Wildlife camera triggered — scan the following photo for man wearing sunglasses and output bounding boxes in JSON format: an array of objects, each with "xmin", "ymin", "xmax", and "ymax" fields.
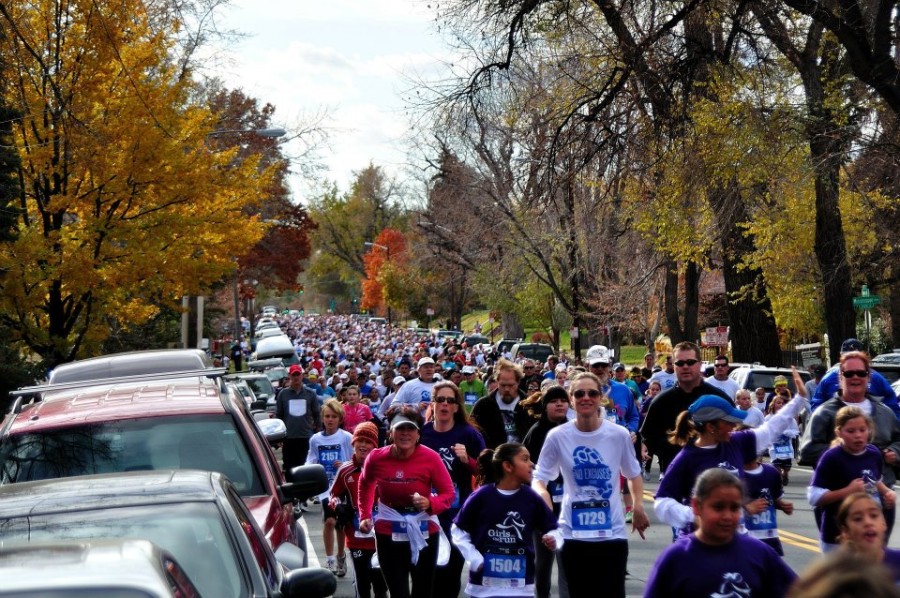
[{"xmin": 639, "ymin": 341, "xmax": 731, "ymax": 474}]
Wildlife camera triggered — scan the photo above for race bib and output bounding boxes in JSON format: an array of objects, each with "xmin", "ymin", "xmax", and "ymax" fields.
[
  {"xmin": 464, "ymin": 392, "xmax": 479, "ymax": 407},
  {"xmin": 391, "ymin": 520, "xmax": 428, "ymax": 542},
  {"xmin": 571, "ymin": 499, "xmax": 612, "ymax": 538},
  {"xmin": 318, "ymin": 445, "xmax": 341, "ymax": 481},
  {"xmin": 483, "ymin": 549, "xmax": 526, "ymax": 589},
  {"xmin": 746, "ymin": 505, "xmax": 778, "ymax": 539},
  {"xmin": 772, "ymin": 438, "xmax": 793, "ymax": 460}
]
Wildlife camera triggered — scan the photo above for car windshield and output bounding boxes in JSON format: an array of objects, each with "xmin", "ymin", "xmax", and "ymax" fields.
[
  {"xmin": 0, "ymin": 415, "xmax": 264, "ymax": 496},
  {"xmin": 746, "ymin": 371, "xmax": 808, "ymax": 393},
  {"xmin": 0, "ymin": 502, "xmax": 244, "ymax": 597}
]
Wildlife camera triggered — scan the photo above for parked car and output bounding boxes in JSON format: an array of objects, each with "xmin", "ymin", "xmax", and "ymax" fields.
[
  {"xmin": 369, "ymin": 317, "xmax": 387, "ymax": 326},
  {"xmin": 0, "ymin": 539, "xmax": 201, "ymax": 597},
  {"xmin": 702, "ymin": 362, "xmax": 755, "ymax": 378},
  {"xmin": 728, "ymin": 365, "xmax": 811, "ymax": 396},
  {"xmin": 872, "ymin": 362, "xmax": 900, "ymax": 385},
  {"xmin": 0, "ymin": 471, "xmax": 335, "ymax": 597},
  {"xmin": 437, "ymin": 329, "xmax": 463, "ymax": 340},
  {"xmin": 228, "ymin": 372, "xmax": 278, "ymax": 410},
  {"xmin": 494, "ymin": 338, "xmax": 521, "ymax": 356},
  {"xmin": 48, "ymin": 348, "xmax": 214, "ymax": 384},
  {"xmin": 872, "ymin": 352, "xmax": 900, "ymax": 364},
  {"xmin": 230, "ymin": 378, "xmax": 259, "ymax": 408},
  {"xmin": 254, "ymin": 335, "xmax": 301, "ymax": 366},
  {"xmin": 462, "ymin": 334, "xmax": 490, "ymax": 347},
  {"xmin": 1, "ymin": 374, "xmax": 325, "ymax": 563},
  {"xmin": 510, "ymin": 342, "xmax": 555, "ymax": 364}
]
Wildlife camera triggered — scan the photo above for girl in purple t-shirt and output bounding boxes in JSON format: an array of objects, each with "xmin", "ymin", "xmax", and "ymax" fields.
[
  {"xmin": 808, "ymin": 406, "xmax": 897, "ymax": 551},
  {"xmin": 645, "ymin": 468, "xmax": 796, "ymax": 598},
  {"xmin": 835, "ymin": 492, "xmax": 900, "ymax": 582},
  {"xmin": 452, "ymin": 443, "xmax": 562, "ymax": 597}
]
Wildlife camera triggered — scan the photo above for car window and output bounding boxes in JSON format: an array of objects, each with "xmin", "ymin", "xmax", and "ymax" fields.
[
  {"xmin": 0, "ymin": 502, "xmax": 244, "ymax": 598},
  {"xmin": 226, "ymin": 485, "xmax": 280, "ymax": 591},
  {"xmin": 0, "ymin": 415, "xmax": 265, "ymax": 495},
  {"xmin": 243, "ymin": 376, "xmax": 276, "ymax": 399}
]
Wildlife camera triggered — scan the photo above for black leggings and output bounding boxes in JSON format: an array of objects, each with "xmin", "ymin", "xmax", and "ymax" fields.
[
  {"xmin": 374, "ymin": 532, "xmax": 438, "ymax": 598},
  {"xmin": 349, "ymin": 548, "xmax": 387, "ymax": 598},
  {"xmin": 561, "ymin": 539, "xmax": 628, "ymax": 598}
]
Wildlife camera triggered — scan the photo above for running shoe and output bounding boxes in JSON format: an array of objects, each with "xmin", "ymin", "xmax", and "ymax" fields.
[
  {"xmin": 642, "ymin": 470, "xmax": 651, "ymax": 482},
  {"xmin": 336, "ymin": 554, "xmax": 347, "ymax": 577},
  {"xmin": 326, "ymin": 557, "xmax": 337, "ymax": 575}
]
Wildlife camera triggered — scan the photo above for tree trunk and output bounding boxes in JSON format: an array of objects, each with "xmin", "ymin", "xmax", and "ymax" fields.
[
  {"xmin": 664, "ymin": 260, "xmax": 701, "ymax": 344},
  {"xmin": 707, "ymin": 183, "xmax": 783, "ymax": 364}
]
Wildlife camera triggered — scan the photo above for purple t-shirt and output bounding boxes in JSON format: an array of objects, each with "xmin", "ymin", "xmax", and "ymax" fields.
[
  {"xmin": 810, "ymin": 444, "xmax": 885, "ymax": 544},
  {"xmin": 644, "ymin": 533, "xmax": 796, "ymax": 598},
  {"xmin": 656, "ymin": 430, "xmax": 758, "ymax": 535},
  {"xmin": 884, "ymin": 548, "xmax": 900, "ymax": 583},
  {"xmin": 454, "ymin": 484, "xmax": 557, "ymax": 593},
  {"xmin": 743, "ymin": 463, "xmax": 785, "ymax": 555},
  {"xmin": 421, "ymin": 422, "xmax": 486, "ymax": 530}
]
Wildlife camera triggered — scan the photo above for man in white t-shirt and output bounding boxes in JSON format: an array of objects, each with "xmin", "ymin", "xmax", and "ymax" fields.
[
  {"xmin": 649, "ymin": 355, "xmax": 676, "ymax": 390},
  {"xmin": 703, "ymin": 354, "xmax": 739, "ymax": 399},
  {"xmin": 390, "ymin": 357, "xmax": 438, "ymax": 414}
]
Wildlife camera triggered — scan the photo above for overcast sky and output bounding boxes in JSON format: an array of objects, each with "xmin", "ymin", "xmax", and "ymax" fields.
[{"xmin": 210, "ymin": 0, "xmax": 451, "ymax": 202}]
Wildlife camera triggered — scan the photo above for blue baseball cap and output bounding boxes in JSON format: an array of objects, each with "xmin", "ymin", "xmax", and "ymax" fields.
[{"xmin": 688, "ymin": 395, "xmax": 747, "ymax": 424}]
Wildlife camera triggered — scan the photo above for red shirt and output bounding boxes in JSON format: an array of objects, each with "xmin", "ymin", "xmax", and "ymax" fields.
[
  {"xmin": 342, "ymin": 403, "xmax": 372, "ymax": 433},
  {"xmin": 330, "ymin": 457, "xmax": 374, "ymax": 550},
  {"xmin": 357, "ymin": 444, "xmax": 455, "ymax": 536}
]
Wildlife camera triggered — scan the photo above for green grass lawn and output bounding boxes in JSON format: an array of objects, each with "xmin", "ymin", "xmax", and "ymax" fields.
[{"xmin": 459, "ymin": 311, "xmax": 650, "ymax": 366}]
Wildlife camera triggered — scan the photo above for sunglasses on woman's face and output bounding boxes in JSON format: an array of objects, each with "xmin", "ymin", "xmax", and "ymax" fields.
[
  {"xmin": 841, "ymin": 369, "xmax": 869, "ymax": 378},
  {"xmin": 433, "ymin": 395, "xmax": 457, "ymax": 404},
  {"xmin": 572, "ymin": 389, "xmax": 602, "ymax": 399}
]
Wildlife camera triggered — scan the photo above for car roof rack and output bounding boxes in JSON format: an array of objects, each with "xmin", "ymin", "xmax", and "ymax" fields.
[{"xmin": 8, "ymin": 368, "xmax": 228, "ymax": 413}]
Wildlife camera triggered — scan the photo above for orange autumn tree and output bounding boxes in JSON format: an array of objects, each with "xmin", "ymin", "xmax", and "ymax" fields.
[{"xmin": 360, "ymin": 229, "xmax": 408, "ymax": 315}]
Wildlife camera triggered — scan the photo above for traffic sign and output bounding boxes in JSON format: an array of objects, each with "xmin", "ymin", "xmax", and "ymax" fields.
[{"xmin": 853, "ymin": 296, "xmax": 881, "ymax": 310}]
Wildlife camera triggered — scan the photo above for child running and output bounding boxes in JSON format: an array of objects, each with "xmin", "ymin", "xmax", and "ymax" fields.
[
  {"xmin": 306, "ymin": 398, "xmax": 354, "ymax": 576},
  {"xmin": 452, "ymin": 442, "xmax": 562, "ymax": 597},
  {"xmin": 765, "ymin": 393, "xmax": 799, "ymax": 485},
  {"xmin": 644, "ymin": 468, "xmax": 796, "ymax": 598},
  {"xmin": 742, "ymin": 454, "xmax": 794, "ymax": 555},
  {"xmin": 835, "ymin": 492, "xmax": 900, "ymax": 582},
  {"xmin": 330, "ymin": 422, "xmax": 388, "ymax": 598},
  {"xmin": 808, "ymin": 406, "xmax": 897, "ymax": 552}
]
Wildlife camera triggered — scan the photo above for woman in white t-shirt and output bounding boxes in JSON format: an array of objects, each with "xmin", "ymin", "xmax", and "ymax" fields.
[{"xmin": 532, "ymin": 372, "xmax": 649, "ymax": 598}]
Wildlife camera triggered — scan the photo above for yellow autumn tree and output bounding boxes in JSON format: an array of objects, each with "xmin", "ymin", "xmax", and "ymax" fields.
[{"xmin": 0, "ymin": 0, "xmax": 276, "ymax": 365}]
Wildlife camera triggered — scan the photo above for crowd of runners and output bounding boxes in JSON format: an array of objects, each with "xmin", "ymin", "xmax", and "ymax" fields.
[{"xmin": 254, "ymin": 314, "xmax": 900, "ymax": 597}]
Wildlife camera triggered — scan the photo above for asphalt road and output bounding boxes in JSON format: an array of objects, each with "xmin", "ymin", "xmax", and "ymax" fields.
[{"xmin": 299, "ymin": 461, "xmax": 900, "ymax": 597}]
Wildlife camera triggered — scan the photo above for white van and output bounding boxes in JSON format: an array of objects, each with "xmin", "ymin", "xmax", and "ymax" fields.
[
  {"xmin": 255, "ymin": 327, "xmax": 284, "ymax": 341},
  {"xmin": 253, "ymin": 335, "xmax": 300, "ymax": 366}
]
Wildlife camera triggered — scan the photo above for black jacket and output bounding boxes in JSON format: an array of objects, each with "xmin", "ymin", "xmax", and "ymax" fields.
[{"xmin": 471, "ymin": 391, "xmax": 532, "ymax": 449}]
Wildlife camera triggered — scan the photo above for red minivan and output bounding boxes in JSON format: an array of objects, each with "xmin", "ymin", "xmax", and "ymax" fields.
[{"xmin": 0, "ymin": 371, "xmax": 325, "ymax": 565}]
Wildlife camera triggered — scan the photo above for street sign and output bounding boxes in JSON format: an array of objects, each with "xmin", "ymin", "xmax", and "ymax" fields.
[
  {"xmin": 704, "ymin": 326, "xmax": 729, "ymax": 347},
  {"xmin": 852, "ymin": 296, "xmax": 881, "ymax": 310}
]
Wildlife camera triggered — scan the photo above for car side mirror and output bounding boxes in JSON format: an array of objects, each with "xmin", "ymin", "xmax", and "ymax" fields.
[
  {"xmin": 281, "ymin": 464, "xmax": 327, "ymax": 504},
  {"xmin": 281, "ymin": 566, "xmax": 336, "ymax": 598}
]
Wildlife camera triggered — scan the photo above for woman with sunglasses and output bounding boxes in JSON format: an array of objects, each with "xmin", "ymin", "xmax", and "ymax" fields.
[
  {"xmin": 799, "ymin": 351, "xmax": 900, "ymax": 539},
  {"xmin": 358, "ymin": 405, "xmax": 456, "ymax": 598},
  {"xmin": 420, "ymin": 381, "xmax": 486, "ymax": 598},
  {"xmin": 532, "ymin": 372, "xmax": 649, "ymax": 598},
  {"xmin": 654, "ymin": 367, "xmax": 809, "ymax": 539}
]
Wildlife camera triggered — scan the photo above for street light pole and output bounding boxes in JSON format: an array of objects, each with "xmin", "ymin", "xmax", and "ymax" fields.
[{"xmin": 364, "ymin": 241, "xmax": 392, "ymax": 325}]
